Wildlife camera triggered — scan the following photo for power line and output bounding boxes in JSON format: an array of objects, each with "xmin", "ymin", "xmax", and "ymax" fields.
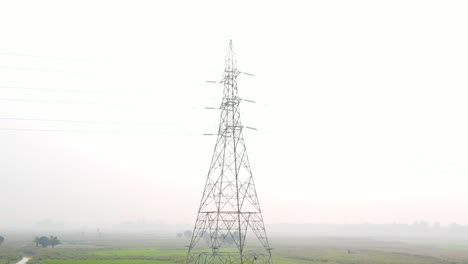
[
  {"xmin": 0, "ymin": 116, "xmax": 222, "ymax": 130},
  {"xmin": 0, "ymin": 127, "xmax": 202, "ymax": 136},
  {"xmin": 0, "ymin": 98, "xmax": 126, "ymax": 106},
  {"xmin": 0, "ymin": 52, "xmax": 94, "ymax": 62},
  {"xmin": 0, "ymin": 117, "xmax": 154, "ymax": 125},
  {"xmin": 0, "ymin": 66, "xmax": 85, "ymax": 74},
  {"xmin": 0, "ymin": 86, "xmax": 129, "ymax": 95},
  {"xmin": 0, "ymin": 97, "xmax": 224, "ymax": 109}
]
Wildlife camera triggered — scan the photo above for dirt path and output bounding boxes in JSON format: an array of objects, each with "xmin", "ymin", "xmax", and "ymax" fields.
[{"xmin": 15, "ymin": 257, "xmax": 30, "ymax": 264}]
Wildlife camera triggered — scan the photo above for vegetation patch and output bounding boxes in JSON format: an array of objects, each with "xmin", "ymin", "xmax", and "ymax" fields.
[
  {"xmin": 40, "ymin": 260, "xmax": 174, "ymax": 264},
  {"xmin": 90, "ymin": 249, "xmax": 187, "ymax": 257},
  {"xmin": 0, "ymin": 248, "xmax": 23, "ymax": 264}
]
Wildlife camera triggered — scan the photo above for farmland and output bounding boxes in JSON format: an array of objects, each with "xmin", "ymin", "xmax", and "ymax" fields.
[
  {"xmin": 2, "ymin": 233, "xmax": 468, "ymax": 264},
  {"xmin": 41, "ymin": 261, "xmax": 173, "ymax": 264}
]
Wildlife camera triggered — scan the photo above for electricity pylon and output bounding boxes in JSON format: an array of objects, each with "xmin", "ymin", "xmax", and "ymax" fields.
[{"xmin": 185, "ymin": 40, "xmax": 273, "ymax": 264}]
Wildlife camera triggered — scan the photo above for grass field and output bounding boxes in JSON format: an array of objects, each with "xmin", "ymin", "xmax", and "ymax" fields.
[
  {"xmin": 41, "ymin": 260, "xmax": 174, "ymax": 264},
  {"xmin": 90, "ymin": 249, "xmax": 186, "ymax": 257},
  {"xmin": 2, "ymin": 234, "xmax": 468, "ymax": 264}
]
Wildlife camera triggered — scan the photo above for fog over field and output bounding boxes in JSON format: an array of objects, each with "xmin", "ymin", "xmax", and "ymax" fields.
[{"xmin": 1, "ymin": 0, "xmax": 468, "ymax": 232}]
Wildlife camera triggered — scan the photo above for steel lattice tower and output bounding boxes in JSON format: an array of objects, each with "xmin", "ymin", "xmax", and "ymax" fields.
[{"xmin": 185, "ymin": 41, "xmax": 273, "ymax": 264}]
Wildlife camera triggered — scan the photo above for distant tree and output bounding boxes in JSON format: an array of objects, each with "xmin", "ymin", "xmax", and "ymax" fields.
[
  {"xmin": 199, "ymin": 231, "xmax": 210, "ymax": 243},
  {"xmin": 0, "ymin": 235, "xmax": 4, "ymax": 246},
  {"xmin": 37, "ymin": 236, "xmax": 50, "ymax": 248},
  {"xmin": 34, "ymin": 236, "xmax": 40, "ymax": 247},
  {"xmin": 184, "ymin": 230, "xmax": 193, "ymax": 238},
  {"xmin": 176, "ymin": 233, "xmax": 183, "ymax": 238},
  {"xmin": 232, "ymin": 231, "xmax": 244, "ymax": 244},
  {"xmin": 49, "ymin": 235, "xmax": 61, "ymax": 248},
  {"xmin": 221, "ymin": 233, "xmax": 234, "ymax": 245}
]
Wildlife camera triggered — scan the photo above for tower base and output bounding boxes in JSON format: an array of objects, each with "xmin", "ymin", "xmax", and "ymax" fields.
[{"xmin": 186, "ymin": 252, "xmax": 272, "ymax": 264}]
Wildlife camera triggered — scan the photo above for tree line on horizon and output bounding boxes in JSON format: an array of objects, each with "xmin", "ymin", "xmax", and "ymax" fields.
[{"xmin": 34, "ymin": 235, "xmax": 61, "ymax": 248}]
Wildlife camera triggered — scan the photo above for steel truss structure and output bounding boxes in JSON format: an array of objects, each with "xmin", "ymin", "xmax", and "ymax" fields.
[{"xmin": 185, "ymin": 41, "xmax": 273, "ymax": 264}]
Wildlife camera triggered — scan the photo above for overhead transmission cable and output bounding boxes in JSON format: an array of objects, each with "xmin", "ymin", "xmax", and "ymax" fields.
[
  {"xmin": 0, "ymin": 66, "xmax": 85, "ymax": 74},
  {"xmin": 0, "ymin": 86, "xmax": 129, "ymax": 95},
  {"xmin": 0, "ymin": 52, "xmax": 94, "ymax": 62},
  {"xmin": 0, "ymin": 127, "xmax": 202, "ymax": 136},
  {"xmin": 0, "ymin": 98, "xmax": 127, "ymax": 106},
  {"xmin": 0, "ymin": 117, "xmax": 155, "ymax": 125}
]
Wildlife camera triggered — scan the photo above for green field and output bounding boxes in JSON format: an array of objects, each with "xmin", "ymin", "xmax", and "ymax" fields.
[
  {"xmin": 90, "ymin": 249, "xmax": 187, "ymax": 257},
  {"xmin": 41, "ymin": 261, "xmax": 174, "ymax": 264},
  {"xmin": 2, "ymin": 234, "xmax": 468, "ymax": 264}
]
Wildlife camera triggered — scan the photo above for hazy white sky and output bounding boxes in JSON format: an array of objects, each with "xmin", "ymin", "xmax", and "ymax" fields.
[{"xmin": 1, "ymin": 0, "xmax": 468, "ymax": 228}]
